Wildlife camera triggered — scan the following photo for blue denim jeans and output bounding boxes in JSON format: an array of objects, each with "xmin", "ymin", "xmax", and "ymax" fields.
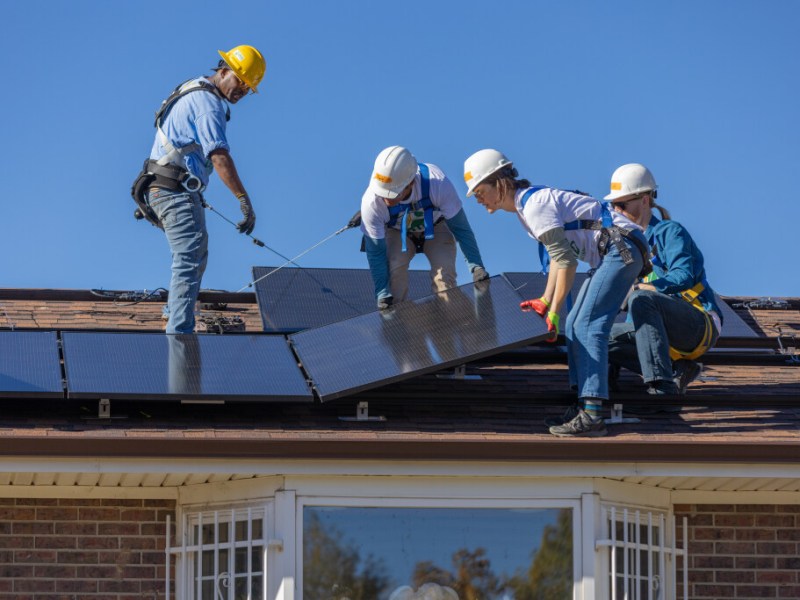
[
  {"xmin": 147, "ymin": 188, "xmax": 208, "ymax": 334},
  {"xmin": 608, "ymin": 290, "xmax": 719, "ymax": 383},
  {"xmin": 565, "ymin": 234, "xmax": 645, "ymax": 400}
]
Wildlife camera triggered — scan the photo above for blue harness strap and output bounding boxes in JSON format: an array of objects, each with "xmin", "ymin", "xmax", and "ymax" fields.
[{"xmin": 386, "ymin": 163, "xmax": 435, "ymax": 252}]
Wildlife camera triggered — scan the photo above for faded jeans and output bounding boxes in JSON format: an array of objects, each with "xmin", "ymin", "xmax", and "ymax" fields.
[
  {"xmin": 565, "ymin": 234, "xmax": 645, "ymax": 401},
  {"xmin": 608, "ymin": 289, "xmax": 719, "ymax": 383},
  {"xmin": 147, "ymin": 188, "xmax": 208, "ymax": 334}
]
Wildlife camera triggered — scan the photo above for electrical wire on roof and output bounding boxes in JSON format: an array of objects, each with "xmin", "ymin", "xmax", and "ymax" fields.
[
  {"xmin": 90, "ymin": 288, "xmax": 168, "ymax": 306},
  {"xmin": 201, "ymin": 199, "xmax": 360, "ymax": 293}
]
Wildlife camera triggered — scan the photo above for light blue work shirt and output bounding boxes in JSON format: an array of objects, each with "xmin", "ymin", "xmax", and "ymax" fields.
[{"xmin": 149, "ymin": 77, "xmax": 230, "ymax": 187}]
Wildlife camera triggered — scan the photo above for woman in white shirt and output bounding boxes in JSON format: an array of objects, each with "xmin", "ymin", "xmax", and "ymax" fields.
[{"xmin": 463, "ymin": 149, "xmax": 650, "ymax": 437}]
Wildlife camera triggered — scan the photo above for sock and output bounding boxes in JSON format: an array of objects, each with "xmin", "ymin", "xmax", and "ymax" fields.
[{"xmin": 583, "ymin": 398, "xmax": 602, "ymax": 419}]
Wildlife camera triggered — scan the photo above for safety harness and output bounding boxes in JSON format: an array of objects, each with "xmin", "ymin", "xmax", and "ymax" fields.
[
  {"xmin": 386, "ymin": 163, "xmax": 437, "ymax": 252},
  {"xmin": 521, "ymin": 187, "xmax": 652, "ymax": 278},
  {"xmin": 644, "ymin": 243, "xmax": 716, "ymax": 361},
  {"xmin": 130, "ymin": 79, "xmax": 230, "ymax": 228}
]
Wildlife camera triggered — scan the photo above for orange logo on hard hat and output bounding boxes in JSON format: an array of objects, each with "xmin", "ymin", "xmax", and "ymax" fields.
[
  {"xmin": 374, "ymin": 173, "xmax": 392, "ymax": 183},
  {"xmin": 611, "ymin": 182, "xmax": 622, "ymax": 190},
  {"xmin": 464, "ymin": 171, "xmax": 473, "ymax": 182}
]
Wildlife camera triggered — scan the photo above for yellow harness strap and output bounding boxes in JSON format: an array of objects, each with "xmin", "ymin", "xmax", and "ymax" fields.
[{"xmin": 668, "ymin": 282, "xmax": 715, "ymax": 361}]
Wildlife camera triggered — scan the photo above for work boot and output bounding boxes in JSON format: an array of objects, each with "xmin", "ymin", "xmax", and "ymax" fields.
[
  {"xmin": 549, "ymin": 409, "xmax": 608, "ymax": 438},
  {"xmin": 646, "ymin": 380, "xmax": 680, "ymax": 395},
  {"xmin": 673, "ymin": 360, "xmax": 702, "ymax": 395},
  {"xmin": 544, "ymin": 404, "xmax": 580, "ymax": 427}
]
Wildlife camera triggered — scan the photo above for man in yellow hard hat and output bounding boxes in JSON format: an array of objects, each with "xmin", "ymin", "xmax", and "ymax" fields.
[{"xmin": 132, "ymin": 45, "xmax": 266, "ymax": 334}]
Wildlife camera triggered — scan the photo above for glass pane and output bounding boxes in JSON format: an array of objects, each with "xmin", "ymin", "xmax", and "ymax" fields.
[
  {"xmin": 303, "ymin": 507, "xmax": 572, "ymax": 600},
  {"xmin": 235, "ymin": 548, "xmax": 249, "ymax": 573}
]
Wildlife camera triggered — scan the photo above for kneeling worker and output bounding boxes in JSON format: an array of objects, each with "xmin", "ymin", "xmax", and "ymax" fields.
[{"xmin": 360, "ymin": 146, "xmax": 488, "ymax": 309}]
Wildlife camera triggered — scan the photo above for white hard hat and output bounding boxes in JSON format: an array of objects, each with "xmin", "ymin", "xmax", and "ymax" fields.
[
  {"xmin": 463, "ymin": 149, "xmax": 513, "ymax": 197},
  {"xmin": 604, "ymin": 163, "xmax": 658, "ymax": 201},
  {"xmin": 368, "ymin": 146, "xmax": 418, "ymax": 199}
]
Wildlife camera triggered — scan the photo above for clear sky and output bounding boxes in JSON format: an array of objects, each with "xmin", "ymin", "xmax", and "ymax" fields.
[{"xmin": 2, "ymin": 0, "xmax": 798, "ymax": 297}]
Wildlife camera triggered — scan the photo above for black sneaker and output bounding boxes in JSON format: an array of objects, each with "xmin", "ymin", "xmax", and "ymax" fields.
[
  {"xmin": 544, "ymin": 404, "xmax": 580, "ymax": 427},
  {"xmin": 673, "ymin": 360, "xmax": 702, "ymax": 395},
  {"xmin": 647, "ymin": 380, "xmax": 680, "ymax": 395},
  {"xmin": 549, "ymin": 409, "xmax": 608, "ymax": 438}
]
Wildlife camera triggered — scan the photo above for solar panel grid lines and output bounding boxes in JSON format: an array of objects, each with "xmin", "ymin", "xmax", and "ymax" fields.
[
  {"xmin": 289, "ymin": 276, "xmax": 551, "ymax": 402},
  {"xmin": 61, "ymin": 332, "xmax": 312, "ymax": 402},
  {"xmin": 252, "ymin": 266, "xmax": 434, "ymax": 333},
  {"xmin": 0, "ymin": 331, "xmax": 64, "ymax": 398}
]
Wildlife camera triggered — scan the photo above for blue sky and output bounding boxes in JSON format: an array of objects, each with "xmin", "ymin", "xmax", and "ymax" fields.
[{"xmin": 2, "ymin": 0, "xmax": 798, "ymax": 297}]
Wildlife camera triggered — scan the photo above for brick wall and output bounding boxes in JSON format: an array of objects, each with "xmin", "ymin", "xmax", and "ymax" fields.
[
  {"xmin": 674, "ymin": 504, "xmax": 800, "ymax": 599},
  {"xmin": 0, "ymin": 497, "xmax": 175, "ymax": 599}
]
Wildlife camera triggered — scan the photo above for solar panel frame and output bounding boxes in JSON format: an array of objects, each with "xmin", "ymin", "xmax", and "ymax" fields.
[
  {"xmin": 0, "ymin": 331, "xmax": 64, "ymax": 398},
  {"xmin": 290, "ymin": 276, "xmax": 551, "ymax": 401},
  {"xmin": 253, "ymin": 266, "xmax": 434, "ymax": 333},
  {"xmin": 62, "ymin": 332, "xmax": 312, "ymax": 402}
]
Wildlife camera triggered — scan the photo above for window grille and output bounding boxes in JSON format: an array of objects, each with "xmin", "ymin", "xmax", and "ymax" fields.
[
  {"xmin": 166, "ymin": 505, "xmax": 269, "ymax": 600},
  {"xmin": 597, "ymin": 506, "xmax": 688, "ymax": 600}
]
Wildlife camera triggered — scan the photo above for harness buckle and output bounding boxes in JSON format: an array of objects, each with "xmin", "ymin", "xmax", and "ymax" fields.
[{"xmin": 182, "ymin": 174, "xmax": 203, "ymax": 193}]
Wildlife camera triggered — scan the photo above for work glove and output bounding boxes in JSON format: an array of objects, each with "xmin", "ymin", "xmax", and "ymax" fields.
[
  {"xmin": 237, "ymin": 195, "xmax": 256, "ymax": 235},
  {"xmin": 348, "ymin": 210, "xmax": 362, "ymax": 229},
  {"xmin": 471, "ymin": 266, "xmax": 489, "ymax": 282},
  {"xmin": 545, "ymin": 310, "xmax": 560, "ymax": 341},
  {"xmin": 520, "ymin": 296, "xmax": 550, "ymax": 317},
  {"xmin": 377, "ymin": 295, "xmax": 394, "ymax": 310}
]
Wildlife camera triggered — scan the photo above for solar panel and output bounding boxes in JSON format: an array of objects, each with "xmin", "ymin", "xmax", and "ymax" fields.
[
  {"xmin": 290, "ymin": 276, "xmax": 551, "ymax": 401},
  {"xmin": 252, "ymin": 266, "xmax": 434, "ymax": 333},
  {"xmin": 502, "ymin": 272, "xmax": 758, "ymax": 337},
  {"xmin": 62, "ymin": 332, "xmax": 312, "ymax": 402},
  {"xmin": 0, "ymin": 331, "xmax": 63, "ymax": 398}
]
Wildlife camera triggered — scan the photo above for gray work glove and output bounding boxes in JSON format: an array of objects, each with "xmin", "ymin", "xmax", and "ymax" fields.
[
  {"xmin": 237, "ymin": 195, "xmax": 256, "ymax": 235},
  {"xmin": 472, "ymin": 266, "xmax": 489, "ymax": 282},
  {"xmin": 377, "ymin": 295, "xmax": 394, "ymax": 310}
]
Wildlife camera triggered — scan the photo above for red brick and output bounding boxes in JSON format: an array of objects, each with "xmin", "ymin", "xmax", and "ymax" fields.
[
  {"xmin": 120, "ymin": 509, "xmax": 156, "ymax": 521},
  {"xmin": 736, "ymin": 504, "xmax": 777, "ymax": 513},
  {"xmin": 779, "ymin": 587, "xmax": 800, "ymax": 597},
  {"xmin": 716, "ymin": 570, "xmax": 755, "ymax": 583},
  {"xmin": 78, "ymin": 507, "xmax": 121, "ymax": 520},
  {"xmin": 777, "ymin": 529, "xmax": 800, "ymax": 541},
  {"xmin": 54, "ymin": 578, "xmax": 99, "ymax": 593},
  {"xmin": 57, "ymin": 498, "xmax": 103, "ymax": 507},
  {"xmin": 0, "ymin": 507, "xmax": 35, "ymax": 520},
  {"xmin": 102, "ymin": 498, "xmax": 143, "ymax": 507},
  {"xmin": 715, "ymin": 541, "xmax": 756, "ymax": 554},
  {"xmin": 16, "ymin": 498, "xmax": 56, "ymax": 506},
  {"xmin": 694, "ymin": 584, "xmax": 735, "ymax": 597},
  {"xmin": 57, "ymin": 550, "xmax": 100, "ymax": 564},
  {"xmin": 757, "ymin": 542, "xmax": 797, "ymax": 554},
  {"xmin": 695, "ymin": 527, "xmax": 735, "ymax": 540},
  {"xmin": 13, "ymin": 549, "xmax": 56, "ymax": 563},
  {"xmin": 11, "ymin": 522, "xmax": 53, "ymax": 536},
  {"xmin": 689, "ymin": 569, "xmax": 714, "ymax": 582},
  {"xmin": 99, "ymin": 522, "xmax": 139, "ymax": 535},
  {"xmin": 757, "ymin": 571, "xmax": 797, "ymax": 584},
  {"xmin": 738, "ymin": 556, "xmax": 776, "ymax": 569},
  {"xmin": 688, "ymin": 514, "xmax": 714, "ymax": 526},
  {"xmin": 777, "ymin": 557, "xmax": 800, "ymax": 569},
  {"xmin": 696, "ymin": 504, "xmax": 736, "ymax": 513},
  {"xmin": 0, "ymin": 565, "xmax": 34, "ymax": 578},
  {"xmin": 694, "ymin": 556, "xmax": 734, "ymax": 569},
  {"xmin": 34, "ymin": 535, "xmax": 76, "ymax": 549},
  {"xmin": 756, "ymin": 514, "xmax": 795, "ymax": 527},
  {"xmin": 34, "ymin": 507, "xmax": 78, "ymax": 521},
  {"xmin": 736, "ymin": 586, "xmax": 779, "ymax": 597},
  {"xmin": 736, "ymin": 527, "xmax": 777, "ymax": 541},
  {"xmin": 0, "ymin": 536, "xmax": 33, "ymax": 549},
  {"xmin": 715, "ymin": 514, "xmax": 754, "ymax": 527},
  {"xmin": 119, "ymin": 536, "xmax": 157, "ymax": 550},
  {"xmin": 33, "ymin": 564, "xmax": 77, "ymax": 578},
  {"xmin": 121, "ymin": 564, "xmax": 156, "ymax": 579},
  {"xmin": 689, "ymin": 541, "xmax": 714, "ymax": 554},
  {"xmin": 99, "ymin": 579, "xmax": 142, "ymax": 593},
  {"xmin": 76, "ymin": 564, "xmax": 122, "ymax": 578},
  {"xmin": 13, "ymin": 579, "xmax": 55, "ymax": 593},
  {"xmin": 140, "ymin": 522, "xmax": 166, "ymax": 535}
]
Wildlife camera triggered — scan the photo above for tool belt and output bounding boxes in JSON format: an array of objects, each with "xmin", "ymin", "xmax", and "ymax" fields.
[
  {"xmin": 585, "ymin": 223, "xmax": 652, "ymax": 278},
  {"xmin": 130, "ymin": 159, "xmax": 203, "ymax": 228}
]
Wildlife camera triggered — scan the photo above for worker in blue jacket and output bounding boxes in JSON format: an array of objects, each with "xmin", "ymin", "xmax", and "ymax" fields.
[{"xmin": 606, "ymin": 164, "xmax": 723, "ymax": 394}]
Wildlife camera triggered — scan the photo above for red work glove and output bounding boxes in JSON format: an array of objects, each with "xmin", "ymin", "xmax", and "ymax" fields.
[{"xmin": 520, "ymin": 296, "xmax": 550, "ymax": 317}]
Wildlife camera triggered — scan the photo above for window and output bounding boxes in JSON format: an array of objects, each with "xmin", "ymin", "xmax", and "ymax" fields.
[
  {"xmin": 301, "ymin": 505, "xmax": 574, "ymax": 600},
  {"xmin": 598, "ymin": 505, "xmax": 687, "ymax": 600},
  {"xmin": 167, "ymin": 504, "xmax": 269, "ymax": 600}
]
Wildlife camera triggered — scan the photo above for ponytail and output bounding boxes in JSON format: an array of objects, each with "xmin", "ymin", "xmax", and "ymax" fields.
[{"xmin": 652, "ymin": 201, "xmax": 671, "ymax": 220}]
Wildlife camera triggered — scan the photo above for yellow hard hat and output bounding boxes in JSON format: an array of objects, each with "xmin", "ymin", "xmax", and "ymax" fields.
[{"xmin": 217, "ymin": 45, "xmax": 266, "ymax": 93}]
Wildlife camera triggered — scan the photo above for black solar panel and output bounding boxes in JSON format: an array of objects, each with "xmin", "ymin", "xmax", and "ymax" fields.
[
  {"xmin": 290, "ymin": 276, "xmax": 551, "ymax": 401},
  {"xmin": 253, "ymin": 267, "xmax": 434, "ymax": 333},
  {"xmin": 502, "ymin": 272, "xmax": 757, "ymax": 337},
  {"xmin": 62, "ymin": 332, "xmax": 311, "ymax": 402},
  {"xmin": 0, "ymin": 331, "xmax": 63, "ymax": 398}
]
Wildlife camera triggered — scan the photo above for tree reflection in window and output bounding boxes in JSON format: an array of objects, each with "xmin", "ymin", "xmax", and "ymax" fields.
[{"xmin": 303, "ymin": 507, "xmax": 572, "ymax": 600}]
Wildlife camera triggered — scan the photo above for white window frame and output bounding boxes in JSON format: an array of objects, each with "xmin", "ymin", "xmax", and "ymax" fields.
[
  {"xmin": 597, "ymin": 504, "xmax": 688, "ymax": 600},
  {"xmin": 295, "ymin": 496, "xmax": 583, "ymax": 600},
  {"xmin": 167, "ymin": 501, "xmax": 275, "ymax": 600}
]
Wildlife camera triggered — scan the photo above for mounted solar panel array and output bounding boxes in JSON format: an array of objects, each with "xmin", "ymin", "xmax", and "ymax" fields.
[
  {"xmin": 289, "ymin": 276, "xmax": 551, "ymax": 401},
  {"xmin": 252, "ymin": 267, "xmax": 435, "ymax": 332},
  {"xmin": 0, "ymin": 331, "xmax": 63, "ymax": 398},
  {"xmin": 61, "ymin": 332, "xmax": 312, "ymax": 402}
]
